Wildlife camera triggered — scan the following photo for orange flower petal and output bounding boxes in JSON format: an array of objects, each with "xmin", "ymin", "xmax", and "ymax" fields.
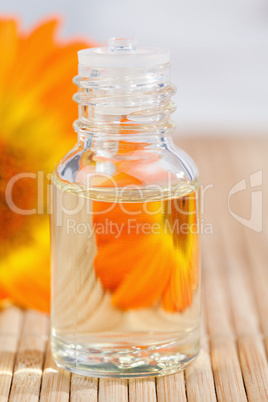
[
  {"xmin": 111, "ymin": 238, "xmax": 172, "ymax": 309},
  {"xmin": 0, "ymin": 18, "xmax": 91, "ymax": 312},
  {"xmin": 0, "ymin": 220, "xmax": 50, "ymax": 313},
  {"xmin": 93, "ymin": 192, "xmax": 199, "ymax": 313}
]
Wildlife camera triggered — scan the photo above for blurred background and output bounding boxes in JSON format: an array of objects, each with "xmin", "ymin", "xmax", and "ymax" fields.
[{"xmin": 2, "ymin": 0, "xmax": 268, "ymax": 136}]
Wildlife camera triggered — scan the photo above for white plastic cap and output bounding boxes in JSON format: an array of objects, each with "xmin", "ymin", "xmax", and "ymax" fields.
[{"xmin": 78, "ymin": 38, "xmax": 170, "ymax": 68}]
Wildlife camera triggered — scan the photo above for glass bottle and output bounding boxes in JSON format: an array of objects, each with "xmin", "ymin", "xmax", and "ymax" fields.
[{"xmin": 50, "ymin": 38, "xmax": 201, "ymax": 378}]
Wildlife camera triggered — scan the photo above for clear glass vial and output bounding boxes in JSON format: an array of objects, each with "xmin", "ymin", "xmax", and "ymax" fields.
[{"xmin": 50, "ymin": 38, "xmax": 201, "ymax": 378}]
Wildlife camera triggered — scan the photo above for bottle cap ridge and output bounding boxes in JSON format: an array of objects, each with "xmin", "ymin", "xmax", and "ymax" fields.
[{"xmin": 78, "ymin": 38, "xmax": 170, "ymax": 68}]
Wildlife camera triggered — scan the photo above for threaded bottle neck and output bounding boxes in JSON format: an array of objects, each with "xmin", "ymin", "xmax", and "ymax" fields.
[{"xmin": 73, "ymin": 63, "xmax": 176, "ymax": 139}]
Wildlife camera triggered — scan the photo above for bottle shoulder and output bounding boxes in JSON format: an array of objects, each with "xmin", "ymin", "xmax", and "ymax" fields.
[
  {"xmin": 158, "ymin": 138, "xmax": 199, "ymax": 182},
  {"xmin": 54, "ymin": 138, "xmax": 199, "ymax": 191}
]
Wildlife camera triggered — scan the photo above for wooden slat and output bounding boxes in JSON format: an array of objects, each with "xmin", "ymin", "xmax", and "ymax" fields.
[
  {"xmin": 238, "ymin": 336, "xmax": 268, "ymax": 401},
  {"xmin": 39, "ymin": 347, "xmax": 70, "ymax": 402},
  {"xmin": 70, "ymin": 374, "xmax": 98, "ymax": 402},
  {"xmin": 185, "ymin": 351, "xmax": 217, "ymax": 402},
  {"xmin": 129, "ymin": 378, "xmax": 157, "ymax": 402},
  {"xmin": 99, "ymin": 379, "xmax": 128, "ymax": 402},
  {"xmin": 9, "ymin": 310, "xmax": 48, "ymax": 402},
  {"xmin": 185, "ymin": 315, "xmax": 217, "ymax": 402},
  {"xmin": 157, "ymin": 372, "xmax": 186, "ymax": 402},
  {"xmin": 0, "ymin": 306, "xmax": 23, "ymax": 402},
  {"xmin": 210, "ymin": 337, "xmax": 247, "ymax": 402}
]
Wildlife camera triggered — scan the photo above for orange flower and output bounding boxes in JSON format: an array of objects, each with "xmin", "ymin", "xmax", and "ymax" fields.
[
  {"xmin": 75, "ymin": 138, "xmax": 199, "ymax": 313},
  {"xmin": 0, "ymin": 17, "xmax": 92, "ymax": 312},
  {"xmin": 92, "ymin": 189, "xmax": 199, "ymax": 312},
  {"xmin": 76, "ymin": 140, "xmax": 199, "ymax": 313}
]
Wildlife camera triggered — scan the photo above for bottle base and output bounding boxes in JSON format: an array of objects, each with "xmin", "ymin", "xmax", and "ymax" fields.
[{"xmin": 51, "ymin": 329, "xmax": 199, "ymax": 378}]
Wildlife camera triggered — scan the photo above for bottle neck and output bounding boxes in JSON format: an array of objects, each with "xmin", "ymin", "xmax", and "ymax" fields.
[{"xmin": 73, "ymin": 64, "xmax": 176, "ymax": 141}]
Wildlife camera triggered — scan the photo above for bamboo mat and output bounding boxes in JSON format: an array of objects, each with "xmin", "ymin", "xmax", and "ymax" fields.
[{"xmin": 1, "ymin": 137, "xmax": 268, "ymax": 401}]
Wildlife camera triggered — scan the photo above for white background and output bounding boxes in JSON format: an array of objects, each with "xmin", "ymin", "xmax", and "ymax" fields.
[{"xmin": 2, "ymin": 0, "xmax": 268, "ymax": 135}]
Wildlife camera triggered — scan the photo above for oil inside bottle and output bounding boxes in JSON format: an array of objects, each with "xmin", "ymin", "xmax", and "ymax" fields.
[{"xmin": 50, "ymin": 175, "xmax": 200, "ymax": 378}]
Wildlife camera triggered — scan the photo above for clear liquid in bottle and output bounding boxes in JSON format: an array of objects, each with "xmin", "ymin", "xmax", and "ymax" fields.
[{"xmin": 51, "ymin": 176, "xmax": 200, "ymax": 377}]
